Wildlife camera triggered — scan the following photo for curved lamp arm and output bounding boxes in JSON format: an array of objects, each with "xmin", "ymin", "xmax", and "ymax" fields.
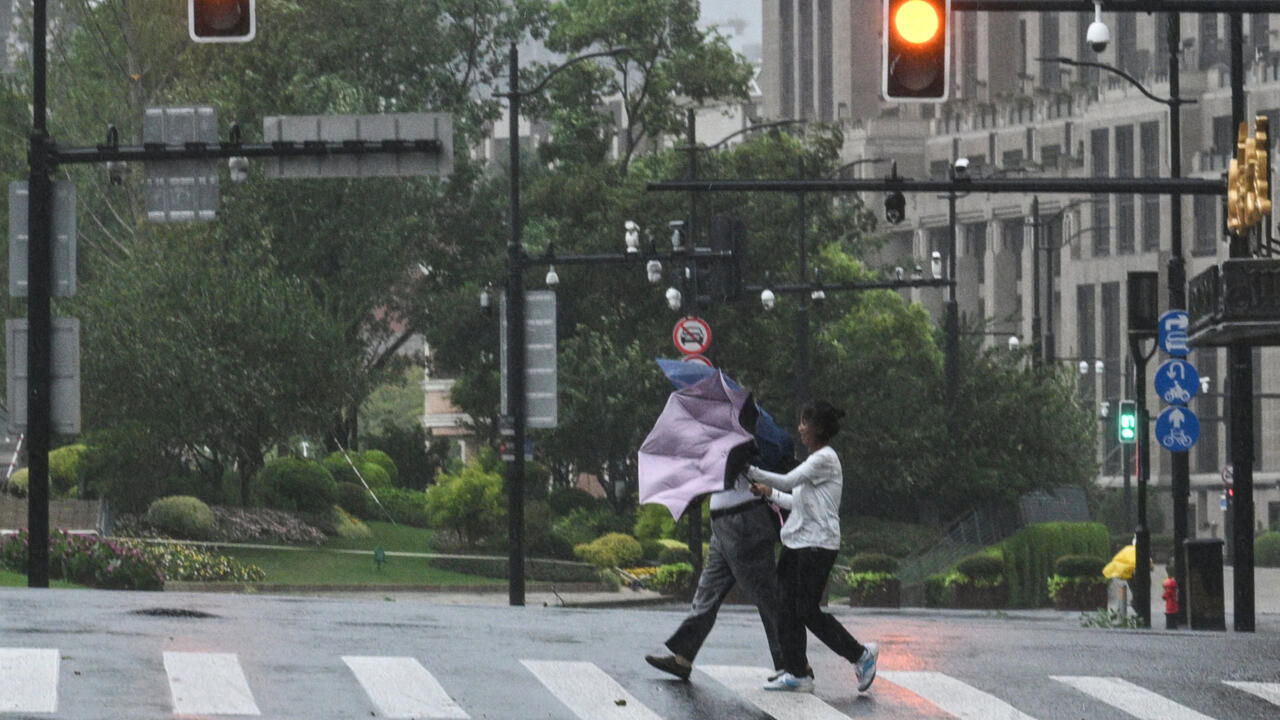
[
  {"xmin": 1036, "ymin": 56, "xmax": 1196, "ymax": 107},
  {"xmin": 703, "ymin": 119, "xmax": 809, "ymax": 151},
  {"xmin": 514, "ymin": 47, "xmax": 635, "ymax": 98}
]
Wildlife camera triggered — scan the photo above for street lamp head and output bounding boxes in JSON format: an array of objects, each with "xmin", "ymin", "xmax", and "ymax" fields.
[
  {"xmin": 624, "ymin": 220, "xmax": 640, "ymax": 253},
  {"xmin": 1078, "ymin": 360, "xmax": 1089, "ymax": 375},
  {"xmin": 1095, "ymin": 360, "xmax": 1105, "ymax": 375},
  {"xmin": 1008, "ymin": 335, "xmax": 1020, "ymax": 352},
  {"xmin": 894, "ymin": 266, "xmax": 905, "ymax": 281},
  {"xmin": 665, "ymin": 286, "xmax": 682, "ymax": 311},
  {"xmin": 646, "ymin": 258, "xmax": 662, "ymax": 284},
  {"xmin": 1100, "ymin": 400, "xmax": 1110, "ymax": 418},
  {"xmin": 912, "ymin": 264, "xmax": 923, "ymax": 280},
  {"xmin": 810, "ymin": 287, "xmax": 826, "ymax": 304},
  {"xmin": 930, "ymin": 250, "xmax": 943, "ymax": 279},
  {"xmin": 544, "ymin": 265, "xmax": 559, "ymax": 287},
  {"xmin": 760, "ymin": 287, "xmax": 777, "ymax": 311},
  {"xmin": 228, "ymin": 155, "xmax": 250, "ymax": 183},
  {"xmin": 952, "ymin": 156, "xmax": 970, "ymax": 179},
  {"xmin": 1200, "ymin": 376, "xmax": 1211, "ymax": 394},
  {"xmin": 479, "ymin": 287, "xmax": 492, "ymax": 311}
]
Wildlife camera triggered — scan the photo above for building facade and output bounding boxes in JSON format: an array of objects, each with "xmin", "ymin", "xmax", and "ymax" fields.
[{"xmin": 763, "ymin": 3, "xmax": 1280, "ymax": 536}]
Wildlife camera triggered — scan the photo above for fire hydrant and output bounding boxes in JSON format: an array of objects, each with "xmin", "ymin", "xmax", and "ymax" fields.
[{"xmin": 1162, "ymin": 576, "xmax": 1180, "ymax": 629}]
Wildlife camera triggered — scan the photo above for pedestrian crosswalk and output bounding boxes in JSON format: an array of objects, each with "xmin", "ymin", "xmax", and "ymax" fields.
[{"xmin": 1, "ymin": 646, "xmax": 1277, "ymax": 719}]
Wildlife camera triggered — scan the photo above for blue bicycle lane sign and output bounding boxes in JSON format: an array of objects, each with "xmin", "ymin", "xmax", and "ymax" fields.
[
  {"xmin": 1158, "ymin": 310, "xmax": 1190, "ymax": 357},
  {"xmin": 1155, "ymin": 406, "xmax": 1200, "ymax": 451},
  {"xmin": 1154, "ymin": 358, "xmax": 1199, "ymax": 405}
]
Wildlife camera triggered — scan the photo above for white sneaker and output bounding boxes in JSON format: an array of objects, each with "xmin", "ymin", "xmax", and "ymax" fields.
[
  {"xmin": 763, "ymin": 671, "xmax": 814, "ymax": 693},
  {"xmin": 855, "ymin": 642, "xmax": 879, "ymax": 692}
]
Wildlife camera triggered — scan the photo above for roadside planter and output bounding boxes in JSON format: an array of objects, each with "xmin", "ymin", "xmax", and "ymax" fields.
[{"xmin": 845, "ymin": 553, "xmax": 901, "ymax": 608}]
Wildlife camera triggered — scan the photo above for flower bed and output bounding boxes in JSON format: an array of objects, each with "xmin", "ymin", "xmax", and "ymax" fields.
[{"xmin": 0, "ymin": 529, "xmax": 163, "ymax": 590}]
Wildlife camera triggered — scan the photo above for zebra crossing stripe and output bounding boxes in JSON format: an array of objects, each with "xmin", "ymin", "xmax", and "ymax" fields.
[
  {"xmin": 0, "ymin": 648, "xmax": 58, "ymax": 713},
  {"xmin": 1052, "ymin": 676, "xmax": 1216, "ymax": 720},
  {"xmin": 880, "ymin": 670, "xmax": 1041, "ymax": 719},
  {"xmin": 522, "ymin": 660, "xmax": 663, "ymax": 720},
  {"xmin": 163, "ymin": 651, "xmax": 260, "ymax": 716},
  {"xmin": 342, "ymin": 656, "xmax": 469, "ymax": 719},
  {"xmin": 1224, "ymin": 681, "xmax": 1280, "ymax": 707},
  {"xmin": 699, "ymin": 665, "xmax": 852, "ymax": 720}
]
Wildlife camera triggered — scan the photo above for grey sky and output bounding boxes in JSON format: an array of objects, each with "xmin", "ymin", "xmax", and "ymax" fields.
[{"xmin": 700, "ymin": 0, "xmax": 762, "ymax": 55}]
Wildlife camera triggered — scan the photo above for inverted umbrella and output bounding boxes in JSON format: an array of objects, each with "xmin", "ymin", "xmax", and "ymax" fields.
[
  {"xmin": 655, "ymin": 359, "xmax": 796, "ymax": 473},
  {"xmin": 638, "ymin": 370, "xmax": 758, "ymax": 520}
]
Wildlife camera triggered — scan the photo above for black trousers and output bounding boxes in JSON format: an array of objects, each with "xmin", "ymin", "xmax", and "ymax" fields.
[
  {"xmin": 665, "ymin": 502, "xmax": 784, "ymax": 670},
  {"xmin": 776, "ymin": 546, "xmax": 866, "ymax": 676}
]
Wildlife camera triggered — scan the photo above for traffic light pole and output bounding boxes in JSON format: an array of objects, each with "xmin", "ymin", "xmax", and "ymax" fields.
[{"xmin": 1128, "ymin": 334, "xmax": 1157, "ymax": 628}]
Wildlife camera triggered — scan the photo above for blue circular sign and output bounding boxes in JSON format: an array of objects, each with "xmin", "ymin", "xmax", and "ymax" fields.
[
  {"xmin": 1155, "ymin": 406, "xmax": 1200, "ymax": 451},
  {"xmin": 1158, "ymin": 310, "xmax": 1190, "ymax": 357},
  {"xmin": 1154, "ymin": 359, "xmax": 1199, "ymax": 405}
]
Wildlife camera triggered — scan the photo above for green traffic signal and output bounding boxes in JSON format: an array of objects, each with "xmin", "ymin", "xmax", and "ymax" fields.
[{"xmin": 1118, "ymin": 399, "xmax": 1137, "ymax": 444}]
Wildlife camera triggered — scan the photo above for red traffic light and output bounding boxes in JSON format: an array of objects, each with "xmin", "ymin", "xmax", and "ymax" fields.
[
  {"xmin": 883, "ymin": 0, "xmax": 950, "ymax": 101},
  {"xmin": 189, "ymin": 0, "xmax": 256, "ymax": 43}
]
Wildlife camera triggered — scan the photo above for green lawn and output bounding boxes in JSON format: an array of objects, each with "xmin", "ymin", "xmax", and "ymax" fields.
[
  {"xmin": 0, "ymin": 567, "xmax": 83, "ymax": 588},
  {"xmin": 322, "ymin": 521, "xmax": 435, "ymax": 552},
  {"xmin": 219, "ymin": 546, "xmax": 504, "ymax": 587}
]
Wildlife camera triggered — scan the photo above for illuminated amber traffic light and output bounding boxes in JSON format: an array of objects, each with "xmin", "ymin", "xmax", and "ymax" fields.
[
  {"xmin": 189, "ymin": 0, "xmax": 256, "ymax": 43},
  {"xmin": 883, "ymin": 0, "xmax": 949, "ymax": 101},
  {"xmin": 1227, "ymin": 115, "xmax": 1272, "ymax": 233}
]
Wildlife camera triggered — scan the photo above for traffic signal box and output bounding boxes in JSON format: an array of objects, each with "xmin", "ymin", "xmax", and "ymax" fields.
[
  {"xmin": 883, "ymin": 0, "xmax": 950, "ymax": 101},
  {"xmin": 1226, "ymin": 115, "xmax": 1271, "ymax": 234},
  {"xmin": 1118, "ymin": 399, "xmax": 1138, "ymax": 444},
  {"xmin": 189, "ymin": 0, "xmax": 256, "ymax": 43}
]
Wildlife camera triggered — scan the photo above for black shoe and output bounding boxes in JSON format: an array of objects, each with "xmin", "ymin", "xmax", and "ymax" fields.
[{"xmin": 645, "ymin": 653, "xmax": 691, "ymax": 681}]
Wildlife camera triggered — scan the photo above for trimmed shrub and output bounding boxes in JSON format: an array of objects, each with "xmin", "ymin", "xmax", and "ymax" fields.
[
  {"xmin": 426, "ymin": 459, "xmax": 504, "ymax": 547},
  {"xmin": 359, "ymin": 450, "xmax": 399, "ymax": 486},
  {"xmin": 547, "ymin": 486, "xmax": 598, "ymax": 515},
  {"xmin": 5, "ymin": 468, "xmax": 27, "ymax": 497},
  {"xmin": 48, "ymin": 444, "xmax": 90, "ymax": 496},
  {"xmin": 650, "ymin": 562, "xmax": 695, "ymax": 596},
  {"xmin": 657, "ymin": 543, "xmax": 693, "ymax": 566},
  {"xmin": 1054, "ymin": 554, "xmax": 1106, "ymax": 578},
  {"xmin": 956, "ymin": 553, "xmax": 1005, "ymax": 580},
  {"xmin": 145, "ymin": 496, "xmax": 216, "ymax": 540},
  {"xmin": 1256, "ymin": 531, "xmax": 1280, "ymax": 567},
  {"xmin": 573, "ymin": 532, "xmax": 644, "ymax": 568},
  {"xmin": 633, "ymin": 503, "xmax": 677, "ymax": 541},
  {"xmin": 368, "ymin": 488, "xmax": 430, "ymax": 527},
  {"xmin": 640, "ymin": 539, "xmax": 664, "ymax": 561},
  {"xmin": 335, "ymin": 482, "xmax": 373, "ymax": 518},
  {"xmin": 257, "ymin": 458, "xmax": 337, "ymax": 514},
  {"xmin": 324, "ymin": 452, "xmax": 392, "ymax": 489},
  {"xmin": 998, "ymin": 522, "xmax": 1110, "ymax": 607},
  {"xmin": 848, "ymin": 552, "xmax": 900, "ymax": 574}
]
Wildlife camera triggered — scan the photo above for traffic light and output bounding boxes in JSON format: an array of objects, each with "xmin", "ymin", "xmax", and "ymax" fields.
[
  {"xmin": 1118, "ymin": 399, "xmax": 1138, "ymax": 444},
  {"xmin": 884, "ymin": 190, "xmax": 906, "ymax": 224},
  {"xmin": 707, "ymin": 214, "xmax": 745, "ymax": 302},
  {"xmin": 883, "ymin": 0, "xmax": 950, "ymax": 101},
  {"xmin": 189, "ymin": 0, "xmax": 256, "ymax": 43}
]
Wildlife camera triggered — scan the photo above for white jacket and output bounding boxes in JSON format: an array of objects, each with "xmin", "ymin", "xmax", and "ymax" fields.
[{"xmin": 746, "ymin": 445, "xmax": 842, "ymax": 551}]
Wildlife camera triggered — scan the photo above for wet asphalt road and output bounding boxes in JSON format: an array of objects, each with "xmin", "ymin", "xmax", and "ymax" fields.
[{"xmin": 1, "ymin": 587, "xmax": 1277, "ymax": 719}]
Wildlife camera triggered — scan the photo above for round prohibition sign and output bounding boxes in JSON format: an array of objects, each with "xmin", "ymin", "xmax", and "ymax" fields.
[{"xmin": 672, "ymin": 316, "xmax": 712, "ymax": 355}]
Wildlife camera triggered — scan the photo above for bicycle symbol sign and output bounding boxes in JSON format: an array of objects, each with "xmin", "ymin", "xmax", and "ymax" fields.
[
  {"xmin": 1155, "ymin": 406, "xmax": 1200, "ymax": 452},
  {"xmin": 1154, "ymin": 359, "xmax": 1199, "ymax": 405}
]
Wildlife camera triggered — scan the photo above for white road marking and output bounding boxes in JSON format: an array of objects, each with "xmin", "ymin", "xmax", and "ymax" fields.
[
  {"xmin": 1052, "ymin": 675, "xmax": 1216, "ymax": 720},
  {"xmin": 342, "ymin": 656, "xmax": 469, "ymax": 719},
  {"xmin": 0, "ymin": 648, "xmax": 58, "ymax": 713},
  {"xmin": 1224, "ymin": 681, "xmax": 1280, "ymax": 706},
  {"xmin": 163, "ymin": 651, "xmax": 260, "ymax": 716},
  {"xmin": 699, "ymin": 665, "xmax": 852, "ymax": 720},
  {"xmin": 881, "ymin": 670, "xmax": 1041, "ymax": 719},
  {"xmin": 522, "ymin": 660, "xmax": 663, "ymax": 720}
]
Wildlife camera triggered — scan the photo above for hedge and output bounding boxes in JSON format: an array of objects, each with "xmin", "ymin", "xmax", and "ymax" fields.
[
  {"xmin": 1257, "ymin": 531, "xmax": 1280, "ymax": 567},
  {"xmin": 999, "ymin": 522, "xmax": 1110, "ymax": 607},
  {"xmin": 257, "ymin": 458, "xmax": 337, "ymax": 514},
  {"xmin": 145, "ymin": 496, "xmax": 216, "ymax": 540},
  {"xmin": 574, "ymin": 533, "xmax": 643, "ymax": 568},
  {"xmin": 847, "ymin": 552, "xmax": 900, "ymax": 574},
  {"xmin": 427, "ymin": 555, "xmax": 602, "ymax": 583}
]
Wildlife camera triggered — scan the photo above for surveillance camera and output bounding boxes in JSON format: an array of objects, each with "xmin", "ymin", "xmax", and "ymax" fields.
[
  {"xmin": 106, "ymin": 160, "xmax": 127, "ymax": 186},
  {"xmin": 1087, "ymin": 21, "xmax": 1110, "ymax": 53},
  {"xmin": 952, "ymin": 157, "xmax": 970, "ymax": 178},
  {"xmin": 228, "ymin": 156, "xmax": 250, "ymax": 183}
]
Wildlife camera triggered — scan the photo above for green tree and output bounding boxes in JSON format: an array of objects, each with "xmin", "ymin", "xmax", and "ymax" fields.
[{"xmin": 426, "ymin": 456, "xmax": 506, "ymax": 549}]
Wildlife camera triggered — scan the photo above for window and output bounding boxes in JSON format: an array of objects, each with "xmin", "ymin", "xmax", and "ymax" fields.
[
  {"xmin": 1041, "ymin": 15, "xmax": 1061, "ymax": 89},
  {"xmin": 1041, "ymin": 144, "xmax": 1061, "ymax": 169},
  {"xmin": 1076, "ymin": 13, "xmax": 1100, "ymax": 84},
  {"xmin": 1092, "ymin": 197, "xmax": 1111, "ymax": 257},
  {"xmin": 1200, "ymin": 13, "xmax": 1222, "ymax": 71},
  {"xmin": 966, "ymin": 224, "xmax": 987, "ymax": 284},
  {"xmin": 1212, "ymin": 115, "xmax": 1234, "ymax": 159},
  {"xmin": 1077, "ymin": 284, "xmax": 1096, "ymax": 404},
  {"xmin": 1140, "ymin": 121, "xmax": 1161, "ymax": 252},
  {"xmin": 1115, "ymin": 126, "xmax": 1135, "ymax": 255},
  {"xmin": 930, "ymin": 160, "xmax": 950, "ymax": 180},
  {"xmin": 1002, "ymin": 219, "xmax": 1023, "ymax": 281},
  {"xmin": 1002, "ymin": 149, "xmax": 1024, "ymax": 169},
  {"xmin": 1193, "ymin": 195, "xmax": 1219, "ymax": 256},
  {"xmin": 1102, "ymin": 282, "xmax": 1122, "ymax": 475},
  {"xmin": 1116, "ymin": 13, "xmax": 1140, "ymax": 76}
]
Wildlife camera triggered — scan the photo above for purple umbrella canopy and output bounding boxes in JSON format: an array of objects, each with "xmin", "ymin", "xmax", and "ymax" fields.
[{"xmin": 638, "ymin": 370, "xmax": 759, "ymax": 520}]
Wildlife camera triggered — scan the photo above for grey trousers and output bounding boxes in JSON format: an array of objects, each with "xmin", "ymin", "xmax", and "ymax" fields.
[{"xmin": 664, "ymin": 502, "xmax": 784, "ymax": 670}]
